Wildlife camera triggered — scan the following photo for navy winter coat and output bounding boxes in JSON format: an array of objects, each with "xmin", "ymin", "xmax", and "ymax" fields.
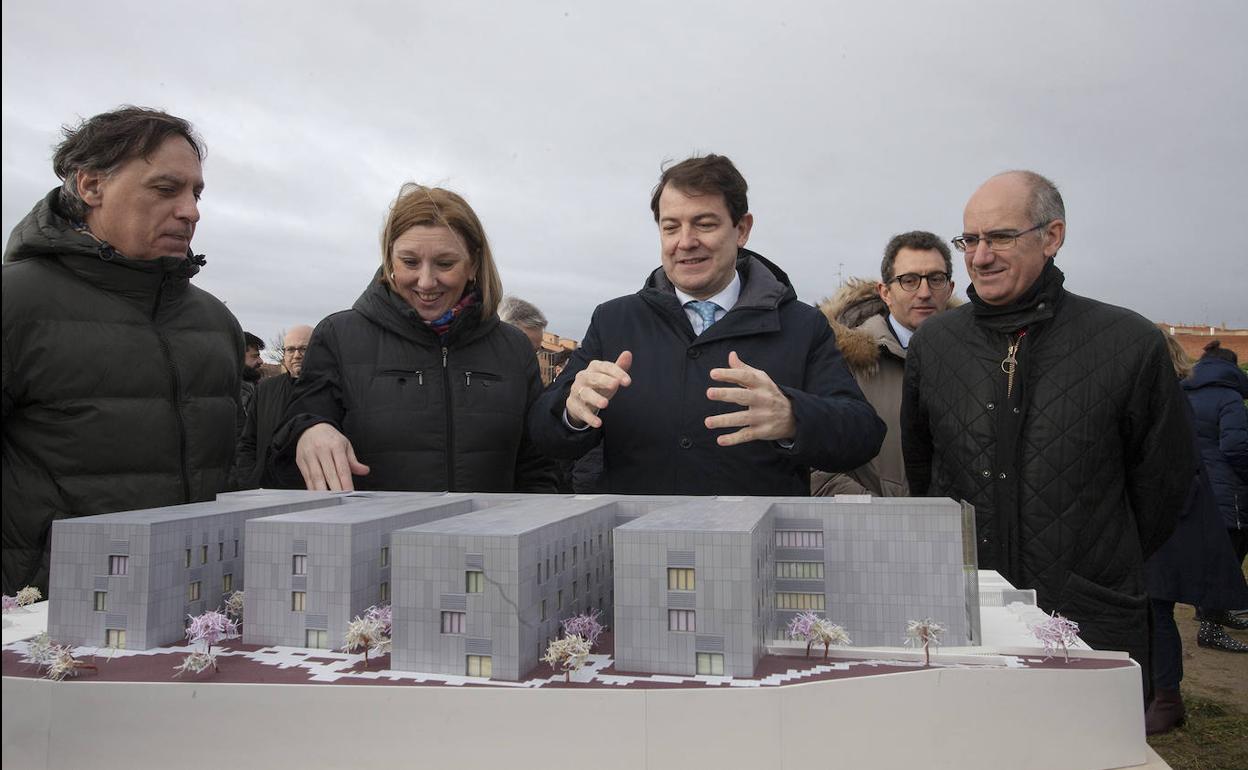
[
  {"xmin": 1183, "ymin": 357, "xmax": 1248, "ymax": 530},
  {"xmin": 529, "ymin": 250, "xmax": 884, "ymax": 496}
]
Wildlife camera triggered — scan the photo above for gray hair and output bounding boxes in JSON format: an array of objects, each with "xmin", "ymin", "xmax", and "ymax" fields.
[
  {"xmin": 1001, "ymin": 170, "xmax": 1065, "ymax": 227},
  {"xmin": 52, "ymin": 106, "xmax": 204, "ymax": 222},
  {"xmin": 498, "ymin": 296, "xmax": 547, "ymax": 330}
]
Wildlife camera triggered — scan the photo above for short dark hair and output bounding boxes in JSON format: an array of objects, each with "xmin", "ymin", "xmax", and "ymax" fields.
[
  {"xmin": 243, "ymin": 332, "xmax": 265, "ymax": 352},
  {"xmin": 1201, "ymin": 339, "xmax": 1238, "ymax": 365},
  {"xmin": 650, "ymin": 154, "xmax": 749, "ymax": 226},
  {"xmin": 52, "ymin": 106, "xmax": 205, "ymax": 222},
  {"xmin": 880, "ymin": 231, "xmax": 953, "ymax": 283}
]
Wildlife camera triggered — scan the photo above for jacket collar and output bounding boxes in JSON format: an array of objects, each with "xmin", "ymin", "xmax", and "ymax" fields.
[
  {"xmin": 639, "ymin": 249, "xmax": 795, "ymax": 341},
  {"xmin": 967, "ymin": 258, "xmax": 1065, "ymax": 333},
  {"xmin": 352, "ymin": 267, "xmax": 497, "ymax": 347}
]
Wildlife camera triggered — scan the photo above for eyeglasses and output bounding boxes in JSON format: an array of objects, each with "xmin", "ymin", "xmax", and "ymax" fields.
[
  {"xmin": 951, "ymin": 222, "xmax": 1048, "ymax": 253},
  {"xmin": 888, "ymin": 272, "xmax": 951, "ymax": 292},
  {"xmin": 284, "ymin": 346, "xmax": 309, "ymax": 356}
]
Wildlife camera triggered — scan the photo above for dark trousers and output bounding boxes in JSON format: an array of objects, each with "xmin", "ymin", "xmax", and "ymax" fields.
[{"xmin": 1149, "ymin": 599, "xmax": 1183, "ymax": 691}]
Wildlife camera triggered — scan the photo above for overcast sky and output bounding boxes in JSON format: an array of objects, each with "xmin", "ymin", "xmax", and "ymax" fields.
[{"xmin": 4, "ymin": 1, "xmax": 1245, "ymax": 351}]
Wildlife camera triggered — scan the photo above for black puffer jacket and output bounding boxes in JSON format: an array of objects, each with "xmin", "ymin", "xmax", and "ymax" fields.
[
  {"xmin": 529, "ymin": 250, "xmax": 884, "ymax": 495},
  {"xmin": 1183, "ymin": 357, "xmax": 1248, "ymax": 530},
  {"xmin": 2, "ymin": 189, "xmax": 243, "ymax": 595},
  {"xmin": 903, "ymin": 262, "xmax": 1193, "ymax": 659},
  {"xmin": 268, "ymin": 275, "xmax": 556, "ymax": 492}
]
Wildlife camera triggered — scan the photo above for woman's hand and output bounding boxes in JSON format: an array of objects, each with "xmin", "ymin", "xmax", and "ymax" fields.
[{"xmin": 295, "ymin": 423, "xmax": 370, "ymax": 491}]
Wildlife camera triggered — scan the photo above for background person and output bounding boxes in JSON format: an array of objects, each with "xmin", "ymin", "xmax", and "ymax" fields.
[
  {"xmin": 270, "ymin": 184, "xmax": 556, "ymax": 493},
  {"xmin": 233, "ymin": 324, "xmax": 312, "ymax": 489},
  {"xmin": 813, "ymin": 230, "xmax": 957, "ymax": 496},
  {"xmin": 2, "ymin": 106, "xmax": 242, "ymax": 595},
  {"xmin": 498, "ymin": 295, "xmax": 548, "ymax": 352}
]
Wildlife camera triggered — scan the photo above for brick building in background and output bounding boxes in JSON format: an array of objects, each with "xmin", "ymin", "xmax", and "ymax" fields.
[
  {"xmin": 1159, "ymin": 323, "xmax": 1248, "ymax": 362},
  {"xmin": 537, "ymin": 331, "xmax": 578, "ymax": 385}
]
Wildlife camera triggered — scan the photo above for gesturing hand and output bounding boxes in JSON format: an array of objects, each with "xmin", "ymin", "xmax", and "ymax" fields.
[
  {"xmin": 295, "ymin": 422, "xmax": 371, "ymax": 491},
  {"xmin": 565, "ymin": 351, "xmax": 633, "ymax": 429},
  {"xmin": 704, "ymin": 350, "xmax": 796, "ymax": 446}
]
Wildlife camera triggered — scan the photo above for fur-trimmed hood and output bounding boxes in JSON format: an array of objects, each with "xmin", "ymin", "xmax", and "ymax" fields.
[{"xmin": 818, "ymin": 277, "xmax": 961, "ymax": 375}]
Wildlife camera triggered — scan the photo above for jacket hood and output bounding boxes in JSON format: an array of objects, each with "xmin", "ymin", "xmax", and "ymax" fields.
[
  {"xmin": 817, "ymin": 277, "xmax": 961, "ymax": 374},
  {"xmin": 352, "ymin": 267, "xmax": 499, "ymax": 347},
  {"xmin": 641, "ymin": 248, "xmax": 796, "ymax": 308},
  {"xmin": 3, "ymin": 188, "xmax": 205, "ymax": 288},
  {"xmin": 1184, "ymin": 356, "xmax": 1248, "ymax": 397}
]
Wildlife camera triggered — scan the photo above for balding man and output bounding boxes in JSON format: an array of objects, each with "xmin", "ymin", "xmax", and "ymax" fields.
[
  {"xmin": 234, "ymin": 325, "xmax": 313, "ymax": 488},
  {"xmin": 902, "ymin": 171, "xmax": 1195, "ymax": 698}
]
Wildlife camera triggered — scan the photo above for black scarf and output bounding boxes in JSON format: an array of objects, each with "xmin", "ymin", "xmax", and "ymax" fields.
[{"xmin": 968, "ymin": 258, "xmax": 1065, "ymax": 333}]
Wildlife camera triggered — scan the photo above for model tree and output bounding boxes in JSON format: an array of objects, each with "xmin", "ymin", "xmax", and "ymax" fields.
[
  {"xmin": 223, "ymin": 590, "xmax": 245, "ymax": 624},
  {"xmin": 174, "ymin": 609, "xmax": 240, "ymax": 677},
  {"xmin": 343, "ymin": 611, "xmax": 391, "ymax": 668},
  {"xmin": 786, "ymin": 610, "xmax": 851, "ymax": 659},
  {"xmin": 1031, "ymin": 612, "xmax": 1081, "ymax": 661},
  {"xmin": 3, "ymin": 586, "xmax": 43, "ymax": 612},
  {"xmin": 25, "ymin": 632, "xmax": 97, "ymax": 680},
  {"xmin": 561, "ymin": 609, "xmax": 605, "ymax": 649},
  {"xmin": 905, "ymin": 618, "xmax": 945, "ymax": 666},
  {"xmin": 542, "ymin": 635, "xmax": 591, "ymax": 682}
]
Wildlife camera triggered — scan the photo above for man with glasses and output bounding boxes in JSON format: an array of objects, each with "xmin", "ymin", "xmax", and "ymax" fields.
[
  {"xmin": 233, "ymin": 325, "xmax": 313, "ymax": 489},
  {"xmin": 812, "ymin": 231, "xmax": 956, "ymax": 497},
  {"xmin": 902, "ymin": 170, "xmax": 1194, "ymax": 700}
]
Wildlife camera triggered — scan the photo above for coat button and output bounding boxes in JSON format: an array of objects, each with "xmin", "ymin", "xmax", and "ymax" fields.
[
  {"xmin": 998, "ymin": 472, "xmax": 1008, "ymax": 480},
  {"xmin": 981, "ymin": 469, "xmax": 991, "ymax": 478},
  {"xmin": 679, "ymin": 437, "xmax": 693, "ymax": 449},
  {"xmin": 986, "ymin": 402, "xmax": 995, "ymax": 410},
  {"xmin": 688, "ymin": 348, "xmax": 700, "ymax": 359},
  {"xmin": 1013, "ymin": 407, "xmax": 1021, "ymax": 414}
]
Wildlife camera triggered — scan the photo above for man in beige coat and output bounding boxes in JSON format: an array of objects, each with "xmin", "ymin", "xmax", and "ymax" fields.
[{"xmin": 813, "ymin": 231, "xmax": 957, "ymax": 496}]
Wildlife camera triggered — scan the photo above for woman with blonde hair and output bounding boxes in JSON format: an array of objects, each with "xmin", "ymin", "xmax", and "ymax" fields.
[{"xmin": 269, "ymin": 184, "xmax": 555, "ymax": 492}]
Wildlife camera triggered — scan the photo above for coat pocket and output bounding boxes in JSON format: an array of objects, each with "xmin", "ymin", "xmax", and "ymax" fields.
[{"xmin": 1058, "ymin": 572, "xmax": 1147, "ymax": 651}]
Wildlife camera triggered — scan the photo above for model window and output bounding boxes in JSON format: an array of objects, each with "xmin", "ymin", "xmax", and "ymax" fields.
[
  {"xmin": 379, "ymin": 581, "xmax": 390, "ymax": 602},
  {"xmin": 572, "ymin": 580, "xmax": 578, "ymax": 599},
  {"xmin": 441, "ymin": 611, "xmax": 466, "ymax": 634},
  {"xmin": 557, "ymin": 590, "xmax": 563, "ymax": 610},
  {"xmin": 218, "ymin": 542, "xmax": 224, "ymax": 561},
  {"xmin": 222, "ymin": 574, "xmax": 233, "ymax": 593},
  {"xmin": 188, "ymin": 581, "xmax": 201, "ymax": 601},
  {"xmin": 466, "ymin": 570, "xmax": 484, "ymax": 593},
  {"xmin": 776, "ymin": 530, "xmax": 823, "ymax": 548},
  {"xmin": 292, "ymin": 591, "xmax": 306, "ymax": 612},
  {"xmin": 306, "ymin": 629, "xmax": 329, "ymax": 649},
  {"xmin": 200, "ymin": 545, "xmax": 208, "ymax": 564},
  {"xmin": 667, "ymin": 568, "xmax": 695, "ymax": 591},
  {"xmin": 537, "ymin": 562, "xmax": 543, "ymax": 585},
  {"xmin": 184, "ymin": 548, "xmax": 192, "ymax": 568},
  {"xmin": 572, "ymin": 545, "xmax": 577, "ymax": 565},
  {"xmin": 105, "ymin": 629, "xmax": 126, "ymax": 649},
  {"xmin": 586, "ymin": 571, "xmax": 592, "ymax": 587},
  {"xmin": 234, "ymin": 539, "xmax": 239, "ymax": 558},
  {"xmin": 541, "ymin": 599, "xmax": 547, "ymax": 621},
  {"xmin": 380, "ymin": 546, "xmax": 389, "ymax": 567},
  {"xmin": 545, "ymin": 558, "xmax": 550, "ymax": 581},
  {"xmin": 669, "ymin": 609, "xmax": 695, "ymax": 632},
  {"xmin": 696, "ymin": 652, "xmax": 724, "ymax": 676},
  {"xmin": 93, "ymin": 591, "xmax": 107, "ymax": 611},
  {"xmin": 292, "ymin": 555, "xmax": 307, "ymax": 575},
  {"xmin": 108, "ymin": 555, "xmax": 128, "ymax": 575},
  {"xmin": 776, "ymin": 561, "xmax": 824, "ymax": 579},
  {"xmin": 776, "ymin": 592, "xmax": 826, "ymax": 611},
  {"xmin": 598, "ymin": 533, "xmax": 603, "ymax": 552},
  {"xmin": 466, "ymin": 655, "xmax": 492, "ymax": 678}
]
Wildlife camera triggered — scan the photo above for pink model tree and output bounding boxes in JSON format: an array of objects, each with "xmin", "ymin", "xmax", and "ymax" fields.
[
  {"xmin": 786, "ymin": 610, "xmax": 851, "ymax": 658},
  {"xmin": 3, "ymin": 586, "xmax": 42, "ymax": 612},
  {"xmin": 561, "ymin": 610, "xmax": 605, "ymax": 649},
  {"xmin": 1032, "ymin": 612, "xmax": 1081, "ymax": 661},
  {"xmin": 365, "ymin": 603, "xmax": 392, "ymax": 638},
  {"xmin": 1, "ymin": 595, "xmax": 17, "ymax": 613},
  {"xmin": 174, "ymin": 609, "xmax": 239, "ymax": 677},
  {"xmin": 905, "ymin": 618, "xmax": 945, "ymax": 666}
]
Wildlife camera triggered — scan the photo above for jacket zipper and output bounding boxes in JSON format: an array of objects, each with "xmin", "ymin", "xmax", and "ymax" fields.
[
  {"xmin": 152, "ymin": 274, "xmax": 192, "ymax": 503},
  {"xmin": 442, "ymin": 346, "xmax": 454, "ymax": 490},
  {"xmin": 1001, "ymin": 329, "xmax": 1027, "ymax": 399}
]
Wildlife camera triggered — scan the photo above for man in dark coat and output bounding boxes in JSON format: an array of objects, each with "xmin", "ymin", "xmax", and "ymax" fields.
[
  {"xmin": 2, "ymin": 107, "xmax": 243, "ymax": 595},
  {"xmin": 529, "ymin": 154, "xmax": 884, "ymax": 495},
  {"xmin": 233, "ymin": 325, "xmax": 312, "ymax": 489},
  {"xmin": 902, "ymin": 170, "xmax": 1195, "ymax": 697}
]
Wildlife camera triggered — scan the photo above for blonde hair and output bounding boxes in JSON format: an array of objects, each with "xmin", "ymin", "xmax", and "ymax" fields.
[
  {"xmin": 1163, "ymin": 334, "xmax": 1193, "ymax": 380},
  {"xmin": 379, "ymin": 184, "xmax": 503, "ymax": 318}
]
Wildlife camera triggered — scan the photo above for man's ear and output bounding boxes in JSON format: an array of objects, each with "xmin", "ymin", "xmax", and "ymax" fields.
[
  {"xmin": 735, "ymin": 212, "xmax": 754, "ymax": 247},
  {"xmin": 1043, "ymin": 219, "xmax": 1066, "ymax": 258},
  {"xmin": 76, "ymin": 169, "xmax": 106, "ymax": 208}
]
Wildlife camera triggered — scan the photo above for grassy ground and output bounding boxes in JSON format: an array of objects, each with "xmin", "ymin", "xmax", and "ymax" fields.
[{"xmin": 1146, "ymin": 603, "xmax": 1248, "ymax": 770}]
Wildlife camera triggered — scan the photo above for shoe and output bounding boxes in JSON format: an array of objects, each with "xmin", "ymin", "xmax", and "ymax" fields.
[
  {"xmin": 1202, "ymin": 609, "xmax": 1248, "ymax": 631},
  {"xmin": 1197, "ymin": 621, "xmax": 1248, "ymax": 653},
  {"xmin": 1145, "ymin": 689, "xmax": 1186, "ymax": 735}
]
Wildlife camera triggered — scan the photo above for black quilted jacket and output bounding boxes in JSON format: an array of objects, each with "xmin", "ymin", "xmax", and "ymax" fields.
[{"xmin": 903, "ymin": 262, "xmax": 1193, "ymax": 657}]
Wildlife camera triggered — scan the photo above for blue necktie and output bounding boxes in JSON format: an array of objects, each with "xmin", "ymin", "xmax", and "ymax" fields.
[{"xmin": 686, "ymin": 300, "xmax": 721, "ymax": 334}]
